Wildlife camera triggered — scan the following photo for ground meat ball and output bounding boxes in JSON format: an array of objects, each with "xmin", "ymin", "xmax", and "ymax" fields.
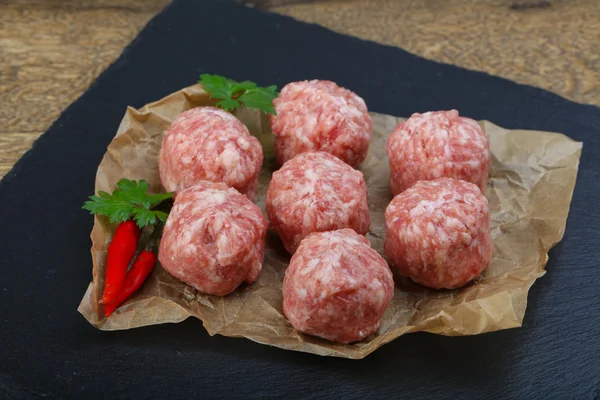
[
  {"xmin": 384, "ymin": 178, "xmax": 493, "ymax": 289},
  {"xmin": 266, "ymin": 151, "xmax": 370, "ymax": 254},
  {"xmin": 160, "ymin": 107, "xmax": 263, "ymax": 201},
  {"xmin": 283, "ymin": 229, "xmax": 394, "ymax": 344},
  {"xmin": 386, "ymin": 110, "xmax": 490, "ymax": 195},
  {"xmin": 271, "ymin": 80, "xmax": 372, "ymax": 167},
  {"xmin": 158, "ymin": 181, "xmax": 267, "ymax": 296}
]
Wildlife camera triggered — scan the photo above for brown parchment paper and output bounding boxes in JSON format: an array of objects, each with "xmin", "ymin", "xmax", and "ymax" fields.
[{"xmin": 78, "ymin": 84, "xmax": 582, "ymax": 359}]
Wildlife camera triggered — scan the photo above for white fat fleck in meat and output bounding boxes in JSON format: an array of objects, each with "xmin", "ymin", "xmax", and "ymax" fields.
[
  {"xmin": 180, "ymin": 229, "xmax": 193, "ymax": 245},
  {"xmin": 236, "ymin": 136, "xmax": 250, "ymax": 150},
  {"xmin": 219, "ymin": 144, "xmax": 241, "ymax": 170}
]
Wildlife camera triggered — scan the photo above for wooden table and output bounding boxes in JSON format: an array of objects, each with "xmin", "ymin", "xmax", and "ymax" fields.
[{"xmin": 1, "ymin": 0, "xmax": 598, "ymax": 177}]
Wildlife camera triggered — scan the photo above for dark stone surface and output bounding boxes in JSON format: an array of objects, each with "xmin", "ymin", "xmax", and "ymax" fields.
[{"xmin": 1, "ymin": 0, "xmax": 598, "ymax": 398}]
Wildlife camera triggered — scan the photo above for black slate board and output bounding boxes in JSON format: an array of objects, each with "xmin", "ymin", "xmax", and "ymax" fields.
[{"xmin": 1, "ymin": 0, "xmax": 599, "ymax": 398}]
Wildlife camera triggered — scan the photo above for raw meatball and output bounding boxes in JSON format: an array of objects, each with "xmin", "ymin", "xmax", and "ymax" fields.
[
  {"xmin": 266, "ymin": 151, "xmax": 370, "ymax": 254},
  {"xmin": 386, "ymin": 110, "xmax": 490, "ymax": 195},
  {"xmin": 160, "ymin": 107, "xmax": 263, "ymax": 201},
  {"xmin": 158, "ymin": 181, "xmax": 267, "ymax": 296},
  {"xmin": 283, "ymin": 229, "xmax": 394, "ymax": 344},
  {"xmin": 271, "ymin": 80, "xmax": 372, "ymax": 167},
  {"xmin": 384, "ymin": 178, "xmax": 493, "ymax": 289}
]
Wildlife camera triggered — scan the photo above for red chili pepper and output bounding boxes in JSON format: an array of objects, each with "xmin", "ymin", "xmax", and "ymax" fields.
[
  {"xmin": 99, "ymin": 220, "xmax": 141, "ymax": 305},
  {"xmin": 104, "ymin": 250, "xmax": 157, "ymax": 317}
]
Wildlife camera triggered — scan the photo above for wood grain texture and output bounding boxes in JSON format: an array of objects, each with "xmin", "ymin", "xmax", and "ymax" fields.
[
  {"xmin": 0, "ymin": 0, "xmax": 170, "ymax": 177},
  {"xmin": 1, "ymin": 0, "xmax": 599, "ymax": 178},
  {"xmin": 273, "ymin": 0, "xmax": 600, "ymax": 104}
]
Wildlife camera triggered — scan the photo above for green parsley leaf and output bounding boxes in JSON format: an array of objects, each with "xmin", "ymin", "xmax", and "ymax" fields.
[
  {"xmin": 231, "ymin": 81, "xmax": 257, "ymax": 92},
  {"xmin": 199, "ymin": 74, "xmax": 234, "ymax": 100},
  {"xmin": 82, "ymin": 179, "xmax": 174, "ymax": 228},
  {"xmin": 152, "ymin": 210, "xmax": 170, "ymax": 222},
  {"xmin": 216, "ymin": 98, "xmax": 241, "ymax": 111},
  {"xmin": 199, "ymin": 74, "xmax": 278, "ymax": 115},
  {"xmin": 238, "ymin": 87, "xmax": 278, "ymax": 115},
  {"xmin": 131, "ymin": 208, "xmax": 158, "ymax": 228}
]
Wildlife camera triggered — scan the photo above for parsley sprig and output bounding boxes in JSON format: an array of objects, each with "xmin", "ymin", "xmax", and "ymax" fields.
[
  {"xmin": 82, "ymin": 179, "xmax": 173, "ymax": 228},
  {"xmin": 199, "ymin": 74, "xmax": 278, "ymax": 115}
]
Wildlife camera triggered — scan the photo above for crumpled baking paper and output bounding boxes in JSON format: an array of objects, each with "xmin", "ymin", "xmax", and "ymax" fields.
[{"xmin": 78, "ymin": 84, "xmax": 582, "ymax": 359}]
